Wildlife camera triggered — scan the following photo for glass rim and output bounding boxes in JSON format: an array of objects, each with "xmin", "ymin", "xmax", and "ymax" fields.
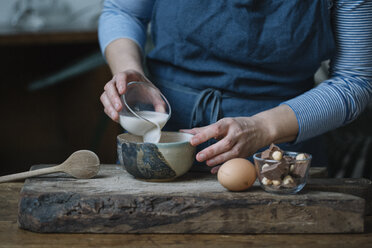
[{"xmin": 121, "ymin": 81, "xmax": 172, "ymax": 124}]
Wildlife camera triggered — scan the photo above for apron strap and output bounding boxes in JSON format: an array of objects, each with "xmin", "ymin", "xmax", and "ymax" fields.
[{"xmin": 190, "ymin": 88, "xmax": 222, "ymax": 128}]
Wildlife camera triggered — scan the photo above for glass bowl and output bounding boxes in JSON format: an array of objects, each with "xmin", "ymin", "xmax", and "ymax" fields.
[
  {"xmin": 119, "ymin": 81, "xmax": 171, "ymax": 142},
  {"xmin": 253, "ymin": 151, "xmax": 312, "ymax": 194}
]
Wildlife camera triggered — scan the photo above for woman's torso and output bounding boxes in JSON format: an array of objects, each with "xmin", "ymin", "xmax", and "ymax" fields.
[
  {"xmin": 146, "ymin": 0, "xmax": 335, "ymax": 167},
  {"xmin": 147, "ymin": 0, "xmax": 335, "ymax": 98}
]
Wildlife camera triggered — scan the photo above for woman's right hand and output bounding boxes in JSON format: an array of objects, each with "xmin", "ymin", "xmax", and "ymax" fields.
[{"xmin": 100, "ymin": 70, "xmax": 151, "ymax": 122}]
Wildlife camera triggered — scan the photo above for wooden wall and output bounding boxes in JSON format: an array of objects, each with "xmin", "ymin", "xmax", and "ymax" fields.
[{"xmin": 0, "ymin": 38, "xmax": 120, "ymax": 176}]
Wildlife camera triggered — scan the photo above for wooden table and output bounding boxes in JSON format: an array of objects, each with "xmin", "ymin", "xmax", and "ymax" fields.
[{"xmin": 1, "ymin": 181, "xmax": 372, "ymax": 247}]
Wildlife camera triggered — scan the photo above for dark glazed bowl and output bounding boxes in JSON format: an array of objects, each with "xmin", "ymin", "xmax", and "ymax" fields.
[{"xmin": 117, "ymin": 132, "xmax": 195, "ymax": 181}]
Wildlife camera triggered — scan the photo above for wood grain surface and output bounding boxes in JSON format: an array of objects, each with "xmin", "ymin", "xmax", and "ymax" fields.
[
  {"xmin": 1, "ymin": 181, "xmax": 372, "ymax": 248},
  {"xmin": 17, "ymin": 165, "xmax": 371, "ymax": 234}
]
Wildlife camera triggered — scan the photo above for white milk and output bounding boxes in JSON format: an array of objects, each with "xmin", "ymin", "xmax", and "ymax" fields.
[
  {"xmin": 119, "ymin": 111, "xmax": 169, "ymax": 143},
  {"xmin": 143, "ymin": 124, "xmax": 161, "ymax": 143}
]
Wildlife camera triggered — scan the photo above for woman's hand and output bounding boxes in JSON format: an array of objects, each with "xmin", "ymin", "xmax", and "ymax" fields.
[
  {"xmin": 181, "ymin": 105, "xmax": 299, "ymax": 173},
  {"xmin": 100, "ymin": 70, "xmax": 152, "ymax": 121},
  {"xmin": 181, "ymin": 117, "xmax": 271, "ymax": 171}
]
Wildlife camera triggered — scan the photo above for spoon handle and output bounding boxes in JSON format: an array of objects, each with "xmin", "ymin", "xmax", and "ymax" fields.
[{"xmin": 0, "ymin": 166, "xmax": 61, "ymax": 183}]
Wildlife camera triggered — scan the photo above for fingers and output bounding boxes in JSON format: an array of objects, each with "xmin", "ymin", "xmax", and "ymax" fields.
[
  {"xmin": 152, "ymin": 96, "xmax": 167, "ymax": 113},
  {"xmin": 154, "ymin": 104, "xmax": 167, "ymax": 113},
  {"xmin": 100, "ymin": 92, "xmax": 119, "ymax": 121},
  {"xmin": 104, "ymin": 79, "xmax": 122, "ymax": 112},
  {"xmin": 210, "ymin": 165, "xmax": 221, "ymax": 174},
  {"xmin": 101, "ymin": 70, "xmax": 150, "ymax": 122},
  {"xmin": 196, "ymin": 137, "xmax": 237, "ymax": 166},
  {"xmin": 114, "ymin": 73, "xmax": 127, "ymax": 95},
  {"xmin": 205, "ymin": 144, "xmax": 242, "ymax": 166},
  {"xmin": 182, "ymin": 121, "xmax": 231, "ymax": 164},
  {"xmin": 112, "ymin": 70, "xmax": 144, "ymax": 96},
  {"xmin": 180, "ymin": 127, "xmax": 203, "ymax": 136},
  {"xmin": 190, "ymin": 121, "xmax": 227, "ymax": 146},
  {"xmin": 101, "ymin": 72, "xmax": 129, "ymax": 122},
  {"xmin": 122, "ymin": 69, "xmax": 149, "ymax": 86},
  {"xmin": 189, "ymin": 118, "xmax": 252, "ymax": 166},
  {"xmin": 146, "ymin": 86, "xmax": 168, "ymax": 113},
  {"xmin": 123, "ymin": 71, "xmax": 167, "ymax": 114}
]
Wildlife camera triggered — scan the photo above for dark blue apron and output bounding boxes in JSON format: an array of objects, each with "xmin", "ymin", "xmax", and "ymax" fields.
[{"xmin": 146, "ymin": 0, "xmax": 335, "ymax": 169}]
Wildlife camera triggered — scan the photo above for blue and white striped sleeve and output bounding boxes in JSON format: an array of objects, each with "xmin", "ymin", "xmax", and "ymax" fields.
[
  {"xmin": 283, "ymin": 0, "xmax": 372, "ymax": 143},
  {"xmin": 98, "ymin": 0, "xmax": 155, "ymax": 56}
]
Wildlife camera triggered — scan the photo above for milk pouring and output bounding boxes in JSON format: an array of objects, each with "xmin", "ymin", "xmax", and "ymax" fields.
[
  {"xmin": 119, "ymin": 81, "xmax": 171, "ymax": 143},
  {"xmin": 119, "ymin": 110, "xmax": 169, "ymax": 143}
]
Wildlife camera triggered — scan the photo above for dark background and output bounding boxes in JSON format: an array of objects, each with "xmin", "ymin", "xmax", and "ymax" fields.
[{"xmin": 0, "ymin": 34, "xmax": 120, "ymax": 176}]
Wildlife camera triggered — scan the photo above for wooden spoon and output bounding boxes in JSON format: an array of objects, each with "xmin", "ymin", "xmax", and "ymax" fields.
[{"xmin": 0, "ymin": 150, "xmax": 100, "ymax": 183}]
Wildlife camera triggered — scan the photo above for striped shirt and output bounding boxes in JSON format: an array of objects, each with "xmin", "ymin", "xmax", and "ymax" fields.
[{"xmin": 98, "ymin": 0, "xmax": 372, "ymax": 143}]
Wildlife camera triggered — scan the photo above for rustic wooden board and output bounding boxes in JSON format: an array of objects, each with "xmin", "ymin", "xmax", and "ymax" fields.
[{"xmin": 18, "ymin": 165, "xmax": 369, "ymax": 234}]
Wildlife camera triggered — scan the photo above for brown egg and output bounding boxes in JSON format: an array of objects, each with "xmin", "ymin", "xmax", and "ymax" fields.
[{"xmin": 217, "ymin": 158, "xmax": 257, "ymax": 191}]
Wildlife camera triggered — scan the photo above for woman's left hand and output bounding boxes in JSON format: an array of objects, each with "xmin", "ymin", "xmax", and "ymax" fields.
[{"xmin": 181, "ymin": 117, "xmax": 272, "ymax": 173}]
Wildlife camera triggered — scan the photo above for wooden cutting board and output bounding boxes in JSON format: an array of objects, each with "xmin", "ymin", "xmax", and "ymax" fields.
[{"xmin": 18, "ymin": 164, "xmax": 371, "ymax": 233}]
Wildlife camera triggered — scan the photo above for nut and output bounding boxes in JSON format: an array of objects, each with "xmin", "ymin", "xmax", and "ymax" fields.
[
  {"xmin": 262, "ymin": 163, "xmax": 270, "ymax": 170},
  {"xmin": 272, "ymin": 151, "xmax": 283, "ymax": 161},
  {"xmin": 283, "ymin": 175, "xmax": 294, "ymax": 185},
  {"xmin": 272, "ymin": 180, "xmax": 281, "ymax": 186},
  {"xmin": 262, "ymin": 177, "xmax": 272, "ymax": 185},
  {"xmin": 296, "ymin": 153, "xmax": 306, "ymax": 160},
  {"xmin": 290, "ymin": 164, "xmax": 295, "ymax": 172}
]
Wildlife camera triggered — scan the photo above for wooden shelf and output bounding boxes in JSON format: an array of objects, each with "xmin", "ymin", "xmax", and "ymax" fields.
[{"xmin": 0, "ymin": 27, "xmax": 98, "ymax": 45}]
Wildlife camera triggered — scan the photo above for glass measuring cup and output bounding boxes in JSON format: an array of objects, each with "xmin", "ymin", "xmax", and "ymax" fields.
[{"xmin": 119, "ymin": 81, "xmax": 171, "ymax": 143}]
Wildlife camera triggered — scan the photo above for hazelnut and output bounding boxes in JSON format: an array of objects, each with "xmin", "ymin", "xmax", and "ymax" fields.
[
  {"xmin": 296, "ymin": 153, "xmax": 306, "ymax": 160},
  {"xmin": 272, "ymin": 180, "xmax": 281, "ymax": 186},
  {"xmin": 283, "ymin": 175, "xmax": 294, "ymax": 185},
  {"xmin": 262, "ymin": 177, "xmax": 272, "ymax": 185},
  {"xmin": 272, "ymin": 151, "xmax": 283, "ymax": 161},
  {"xmin": 262, "ymin": 163, "xmax": 270, "ymax": 170}
]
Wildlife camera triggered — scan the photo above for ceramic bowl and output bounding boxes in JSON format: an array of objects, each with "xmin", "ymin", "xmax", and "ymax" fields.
[{"xmin": 117, "ymin": 132, "xmax": 195, "ymax": 181}]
